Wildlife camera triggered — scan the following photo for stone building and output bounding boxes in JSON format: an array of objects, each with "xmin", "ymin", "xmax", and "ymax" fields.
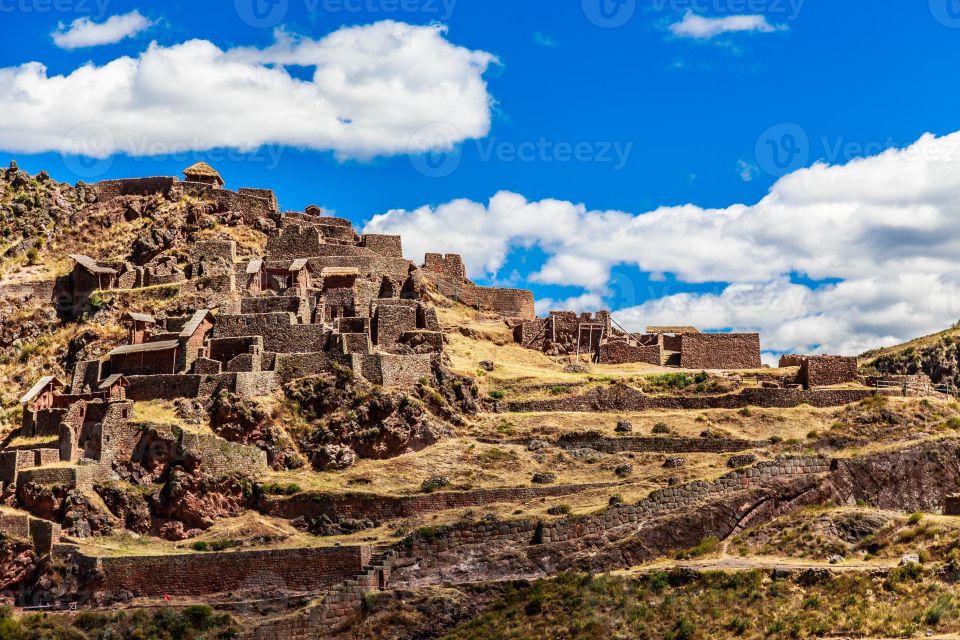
[
  {"xmin": 182, "ymin": 162, "xmax": 224, "ymax": 188},
  {"xmin": 69, "ymin": 255, "xmax": 118, "ymax": 292},
  {"xmin": 516, "ymin": 314, "xmax": 763, "ymax": 370}
]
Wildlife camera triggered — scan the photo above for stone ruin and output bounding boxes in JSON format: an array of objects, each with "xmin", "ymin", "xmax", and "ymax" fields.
[
  {"xmin": 13, "ymin": 163, "xmax": 538, "ymax": 506},
  {"xmin": 779, "ymin": 354, "xmax": 859, "ymax": 389},
  {"xmin": 516, "ymin": 313, "xmax": 764, "ymax": 370}
]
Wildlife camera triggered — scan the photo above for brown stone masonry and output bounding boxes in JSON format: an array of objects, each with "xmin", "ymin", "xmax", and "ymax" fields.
[
  {"xmin": 80, "ymin": 546, "xmax": 370, "ymax": 597},
  {"xmin": 799, "ymin": 355, "xmax": 858, "ymax": 389},
  {"xmin": 259, "ymin": 482, "xmax": 617, "ymax": 521},
  {"xmin": 679, "ymin": 333, "xmax": 762, "ymax": 369}
]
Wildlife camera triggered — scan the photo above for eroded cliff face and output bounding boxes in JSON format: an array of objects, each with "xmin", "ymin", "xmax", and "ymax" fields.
[
  {"xmin": 867, "ymin": 335, "xmax": 960, "ymax": 386},
  {"xmin": 824, "ymin": 439, "xmax": 960, "ymax": 512},
  {"xmin": 388, "ymin": 440, "xmax": 960, "ymax": 590}
]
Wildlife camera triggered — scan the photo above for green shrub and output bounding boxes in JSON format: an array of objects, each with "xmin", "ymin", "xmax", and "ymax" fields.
[
  {"xmin": 421, "ymin": 476, "xmax": 451, "ymax": 493},
  {"xmin": 88, "ymin": 291, "xmax": 106, "ymax": 311},
  {"xmin": 261, "ymin": 482, "xmax": 302, "ymax": 496},
  {"xmin": 675, "ymin": 536, "xmax": 720, "ymax": 560},
  {"xmin": 190, "ymin": 541, "xmax": 209, "ymax": 552},
  {"xmin": 488, "ymin": 389, "xmax": 506, "ymax": 400},
  {"xmin": 652, "ymin": 422, "xmax": 670, "ymax": 434}
]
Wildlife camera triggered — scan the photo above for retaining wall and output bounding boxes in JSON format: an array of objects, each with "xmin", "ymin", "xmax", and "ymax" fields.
[
  {"xmin": 81, "ymin": 546, "xmax": 370, "ymax": 597},
  {"xmin": 260, "ymin": 482, "xmax": 617, "ymax": 521},
  {"xmin": 504, "ymin": 386, "xmax": 884, "ymax": 413},
  {"xmin": 554, "ymin": 433, "xmax": 765, "ymax": 454},
  {"xmin": 401, "ymin": 456, "xmax": 830, "ymax": 555}
]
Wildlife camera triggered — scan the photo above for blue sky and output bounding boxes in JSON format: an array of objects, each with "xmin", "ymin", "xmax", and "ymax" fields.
[{"xmin": 4, "ymin": 0, "xmax": 960, "ymax": 360}]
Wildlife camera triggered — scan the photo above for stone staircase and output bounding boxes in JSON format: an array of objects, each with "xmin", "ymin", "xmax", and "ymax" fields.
[
  {"xmin": 662, "ymin": 351, "xmax": 681, "ymax": 367},
  {"xmin": 245, "ymin": 547, "xmax": 398, "ymax": 639}
]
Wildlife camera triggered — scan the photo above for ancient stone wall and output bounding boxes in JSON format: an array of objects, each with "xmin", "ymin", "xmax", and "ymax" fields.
[
  {"xmin": 71, "ymin": 361, "xmax": 102, "ymax": 393},
  {"xmin": 95, "ymin": 177, "xmax": 177, "ymax": 200},
  {"xmin": 400, "ymin": 456, "xmax": 829, "ymax": 556},
  {"xmin": 0, "ymin": 451, "xmax": 35, "ymax": 485},
  {"xmin": 505, "ymin": 385, "xmax": 883, "ymax": 413},
  {"xmin": 679, "ymin": 333, "xmax": 762, "ymax": 370},
  {"xmin": 778, "ymin": 354, "xmax": 805, "ymax": 368},
  {"xmin": 260, "ymin": 483, "xmax": 616, "ymax": 521},
  {"xmin": 180, "ymin": 432, "xmax": 268, "ymax": 478},
  {"xmin": 553, "ymin": 434, "xmax": 764, "ymax": 454},
  {"xmin": 0, "ymin": 280, "xmax": 54, "ymax": 304},
  {"xmin": 83, "ymin": 546, "xmax": 370, "ymax": 597},
  {"xmin": 373, "ymin": 303, "xmax": 418, "ymax": 349},
  {"xmin": 0, "ymin": 513, "xmax": 60, "ymax": 554},
  {"xmin": 799, "ymin": 356, "xmax": 858, "ymax": 389},
  {"xmin": 237, "ymin": 188, "xmax": 278, "ymax": 213},
  {"xmin": 266, "ymin": 225, "xmax": 324, "ymax": 257},
  {"xmin": 215, "ymin": 313, "xmax": 330, "ymax": 353},
  {"xmin": 208, "ymin": 336, "xmax": 263, "ymax": 365},
  {"xmin": 423, "ymin": 253, "xmax": 466, "ymax": 281},
  {"xmin": 360, "ymin": 235, "xmax": 402, "ymax": 258},
  {"xmin": 175, "ymin": 183, "xmax": 275, "ymax": 223},
  {"xmin": 124, "ymin": 374, "xmax": 238, "ymax": 401},
  {"xmin": 234, "ymin": 372, "xmax": 278, "ymax": 398},
  {"xmin": 240, "ymin": 295, "xmax": 310, "ymax": 320},
  {"xmin": 16, "ymin": 466, "xmax": 91, "ymax": 492},
  {"xmin": 353, "ymin": 353, "xmax": 432, "ymax": 388},
  {"xmin": 427, "ymin": 271, "xmax": 535, "ymax": 321},
  {"xmin": 110, "ymin": 347, "xmax": 180, "ymax": 377},
  {"xmin": 598, "ymin": 340, "xmax": 661, "ymax": 365},
  {"xmin": 274, "ymin": 352, "xmax": 329, "ymax": 383}
]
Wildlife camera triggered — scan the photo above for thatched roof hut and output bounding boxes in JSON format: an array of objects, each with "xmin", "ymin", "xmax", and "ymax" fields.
[{"xmin": 182, "ymin": 162, "xmax": 224, "ymax": 187}]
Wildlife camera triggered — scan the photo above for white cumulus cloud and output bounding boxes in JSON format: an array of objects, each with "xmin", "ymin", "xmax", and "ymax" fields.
[
  {"xmin": 52, "ymin": 10, "xmax": 154, "ymax": 49},
  {"xmin": 364, "ymin": 130, "xmax": 960, "ymax": 357},
  {"xmin": 670, "ymin": 11, "xmax": 784, "ymax": 40},
  {"xmin": 3, "ymin": 21, "xmax": 495, "ymax": 160}
]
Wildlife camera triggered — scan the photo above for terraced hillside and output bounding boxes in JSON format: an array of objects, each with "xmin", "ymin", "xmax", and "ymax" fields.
[{"xmin": 1, "ymin": 164, "xmax": 960, "ymax": 639}]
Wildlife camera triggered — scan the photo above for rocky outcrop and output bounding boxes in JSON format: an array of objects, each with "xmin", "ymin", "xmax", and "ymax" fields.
[
  {"xmin": 866, "ymin": 334, "xmax": 960, "ymax": 387},
  {"xmin": 824, "ymin": 439, "xmax": 960, "ymax": 512},
  {"xmin": 16, "ymin": 483, "xmax": 116, "ymax": 538},
  {"xmin": 285, "ymin": 367, "xmax": 451, "ymax": 470},
  {"xmin": 95, "ymin": 483, "xmax": 152, "ymax": 534},
  {"xmin": 0, "ymin": 532, "xmax": 39, "ymax": 598},
  {"xmin": 148, "ymin": 470, "xmax": 253, "ymax": 540},
  {"xmin": 210, "ymin": 392, "xmax": 303, "ymax": 470}
]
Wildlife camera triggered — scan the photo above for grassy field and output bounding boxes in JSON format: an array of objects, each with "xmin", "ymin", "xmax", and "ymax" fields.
[{"xmin": 441, "ymin": 569, "xmax": 960, "ymax": 639}]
